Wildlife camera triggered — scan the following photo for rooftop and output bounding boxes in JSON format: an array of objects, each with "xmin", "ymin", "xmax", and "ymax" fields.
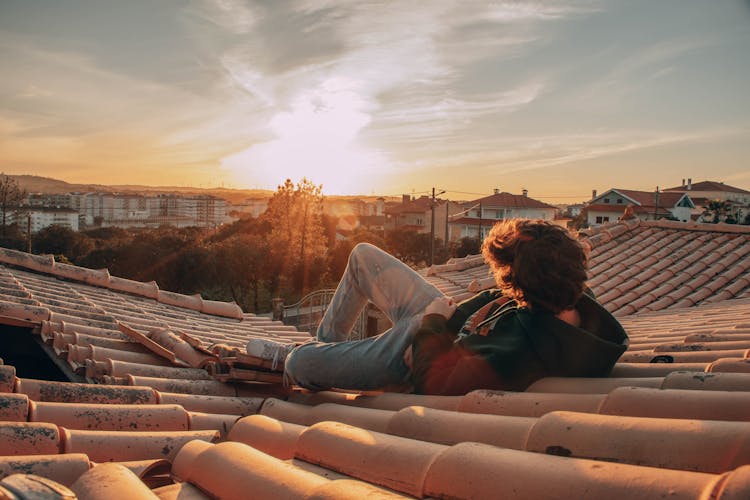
[
  {"xmin": 470, "ymin": 191, "xmax": 557, "ymax": 210},
  {"xmin": 664, "ymin": 180, "xmax": 750, "ymax": 195},
  {"xmin": 2, "ymin": 219, "xmax": 750, "ymax": 498},
  {"xmin": 592, "ymin": 188, "xmax": 688, "ymax": 209}
]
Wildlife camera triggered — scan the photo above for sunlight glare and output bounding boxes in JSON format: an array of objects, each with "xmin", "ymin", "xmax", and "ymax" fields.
[{"xmin": 223, "ymin": 78, "xmax": 386, "ymax": 194}]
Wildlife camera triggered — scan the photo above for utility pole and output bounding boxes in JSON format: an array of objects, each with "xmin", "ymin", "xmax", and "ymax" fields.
[
  {"xmin": 429, "ymin": 187, "xmax": 445, "ymax": 266},
  {"xmin": 654, "ymin": 186, "xmax": 660, "ymax": 221},
  {"xmin": 478, "ymin": 202, "xmax": 483, "ymax": 240},
  {"xmin": 444, "ymin": 201, "xmax": 450, "ymax": 250},
  {"xmin": 26, "ymin": 213, "xmax": 31, "ymax": 253}
]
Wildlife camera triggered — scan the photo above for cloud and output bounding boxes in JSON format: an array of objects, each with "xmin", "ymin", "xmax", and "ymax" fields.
[
  {"xmin": 484, "ymin": 1, "xmax": 601, "ymax": 22},
  {"xmin": 410, "ymin": 127, "xmax": 748, "ymax": 176},
  {"xmin": 368, "ymin": 80, "xmax": 545, "ymax": 147},
  {"xmin": 15, "ymin": 84, "xmax": 53, "ymax": 99},
  {"xmin": 187, "ymin": 0, "xmax": 259, "ymax": 34}
]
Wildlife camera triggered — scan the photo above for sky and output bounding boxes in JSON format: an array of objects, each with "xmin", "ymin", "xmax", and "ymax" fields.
[{"xmin": 0, "ymin": 1, "xmax": 749, "ymax": 202}]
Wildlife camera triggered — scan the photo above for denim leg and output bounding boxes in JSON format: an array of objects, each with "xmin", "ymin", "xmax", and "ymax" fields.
[
  {"xmin": 286, "ymin": 243, "xmax": 446, "ymax": 391},
  {"xmin": 317, "ymin": 243, "xmax": 444, "ymax": 342},
  {"xmin": 285, "ymin": 313, "xmax": 424, "ymax": 391}
]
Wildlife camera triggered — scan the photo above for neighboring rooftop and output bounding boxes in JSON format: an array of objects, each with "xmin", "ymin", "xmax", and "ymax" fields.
[
  {"xmin": 665, "ymin": 180, "xmax": 750, "ymax": 195},
  {"xmin": 469, "ymin": 191, "xmax": 557, "ymax": 210},
  {"xmin": 425, "ymin": 219, "xmax": 750, "ymax": 316},
  {"xmin": 1, "ymin": 220, "xmax": 750, "ymax": 498}
]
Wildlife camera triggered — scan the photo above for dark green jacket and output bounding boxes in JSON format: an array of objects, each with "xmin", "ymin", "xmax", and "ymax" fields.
[{"xmin": 410, "ymin": 289, "xmax": 629, "ymax": 395}]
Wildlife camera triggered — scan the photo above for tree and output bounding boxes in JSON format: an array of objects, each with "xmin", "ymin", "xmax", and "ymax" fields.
[
  {"xmin": 0, "ymin": 223, "xmax": 26, "ymax": 250},
  {"xmin": 451, "ymin": 236, "xmax": 481, "ymax": 258},
  {"xmin": 32, "ymin": 225, "xmax": 93, "ymax": 260},
  {"xmin": 703, "ymin": 199, "xmax": 732, "ymax": 223},
  {"xmin": 569, "ymin": 207, "xmax": 589, "ymax": 230},
  {"xmin": 262, "ymin": 178, "xmax": 328, "ymax": 297},
  {"xmin": 214, "ymin": 234, "xmax": 270, "ymax": 312},
  {"xmin": 0, "ymin": 174, "xmax": 26, "ymax": 235},
  {"xmin": 385, "ymin": 228, "xmax": 431, "ymax": 266}
]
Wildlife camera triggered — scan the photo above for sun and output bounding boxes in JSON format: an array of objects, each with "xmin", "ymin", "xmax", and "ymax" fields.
[{"xmin": 222, "ymin": 78, "xmax": 386, "ymax": 194}]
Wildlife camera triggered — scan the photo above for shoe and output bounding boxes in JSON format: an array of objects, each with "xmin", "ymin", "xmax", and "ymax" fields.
[{"xmin": 245, "ymin": 338, "xmax": 295, "ymax": 371}]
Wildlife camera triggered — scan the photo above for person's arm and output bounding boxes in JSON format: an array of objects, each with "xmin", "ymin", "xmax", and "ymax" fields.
[
  {"xmin": 407, "ymin": 291, "xmax": 505, "ymax": 393},
  {"xmin": 403, "ymin": 297, "xmax": 456, "ymax": 370}
]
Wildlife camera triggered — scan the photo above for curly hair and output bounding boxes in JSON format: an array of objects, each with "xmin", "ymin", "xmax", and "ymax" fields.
[{"xmin": 481, "ymin": 219, "xmax": 588, "ymax": 313}]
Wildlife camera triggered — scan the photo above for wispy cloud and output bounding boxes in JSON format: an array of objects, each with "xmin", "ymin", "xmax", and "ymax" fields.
[
  {"xmin": 1, "ymin": 0, "xmax": 747, "ymax": 196},
  {"xmin": 407, "ymin": 127, "xmax": 748, "ymax": 176},
  {"xmin": 186, "ymin": 0, "xmax": 259, "ymax": 34},
  {"xmin": 484, "ymin": 1, "xmax": 601, "ymax": 22},
  {"xmin": 371, "ymin": 81, "xmax": 545, "ymax": 144}
]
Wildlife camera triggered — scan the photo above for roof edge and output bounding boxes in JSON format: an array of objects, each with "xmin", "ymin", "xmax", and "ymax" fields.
[{"xmin": 0, "ymin": 248, "xmax": 243, "ymax": 320}]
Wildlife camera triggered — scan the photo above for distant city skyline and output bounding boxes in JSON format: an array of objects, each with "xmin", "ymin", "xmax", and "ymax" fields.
[{"xmin": 1, "ymin": 1, "xmax": 749, "ymax": 202}]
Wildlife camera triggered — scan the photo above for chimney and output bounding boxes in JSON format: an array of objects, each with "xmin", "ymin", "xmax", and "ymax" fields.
[
  {"xmin": 493, "ymin": 188, "xmax": 500, "ymax": 195},
  {"xmin": 682, "ymin": 178, "xmax": 685, "ymax": 187},
  {"xmin": 592, "ymin": 189, "xmax": 597, "ymax": 200},
  {"xmin": 687, "ymin": 178, "xmax": 692, "ymax": 190},
  {"xmin": 402, "ymin": 194, "xmax": 410, "ymax": 204},
  {"xmin": 522, "ymin": 189, "xmax": 528, "ymax": 197}
]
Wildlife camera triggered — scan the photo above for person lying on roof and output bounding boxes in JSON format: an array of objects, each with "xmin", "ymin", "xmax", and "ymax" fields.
[{"xmin": 246, "ymin": 219, "xmax": 629, "ymax": 395}]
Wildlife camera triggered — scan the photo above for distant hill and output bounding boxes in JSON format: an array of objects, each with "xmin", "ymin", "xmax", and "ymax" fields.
[
  {"xmin": 6, "ymin": 174, "xmax": 398, "ymax": 205},
  {"xmin": 8, "ymin": 174, "xmax": 275, "ymax": 205}
]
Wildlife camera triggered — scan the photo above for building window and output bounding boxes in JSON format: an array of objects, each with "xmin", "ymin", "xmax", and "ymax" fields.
[
  {"xmin": 616, "ymin": 199, "xmax": 623, "ymax": 204},
  {"xmin": 595, "ymin": 216, "xmax": 610, "ymax": 224},
  {"xmin": 604, "ymin": 198, "xmax": 610, "ymax": 203}
]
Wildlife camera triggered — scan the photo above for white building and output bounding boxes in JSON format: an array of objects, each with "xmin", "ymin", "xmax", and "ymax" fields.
[
  {"xmin": 14, "ymin": 208, "xmax": 79, "ymax": 233},
  {"xmin": 587, "ymin": 188, "xmax": 694, "ymax": 226},
  {"xmin": 449, "ymin": 190, "xmax": 557, "ymax": 240},
  {"xmin": 664, "ymin": 179, "xmax": 750, "ymax": 222}
]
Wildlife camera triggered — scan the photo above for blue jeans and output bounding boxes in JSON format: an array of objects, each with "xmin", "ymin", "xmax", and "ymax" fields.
[{"xmin": 284, "ymin": 243, "xmax": 444, "ymax": 391}]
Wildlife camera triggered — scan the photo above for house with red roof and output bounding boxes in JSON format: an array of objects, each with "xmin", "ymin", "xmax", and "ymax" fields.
[
  {"xmin": 664, "ymin": 179, "xmax": 750, "ymax": 222},
  {"xmin": 449, "ymin": 189, "xmax": 557, "ymax": 240},
  {"xmin": 384, "ymin": 195, "xmax": 462, "ymax": 243},
  {"xmin": 587, "ymin": 188, "xmax": 695, "ymax": 226}
]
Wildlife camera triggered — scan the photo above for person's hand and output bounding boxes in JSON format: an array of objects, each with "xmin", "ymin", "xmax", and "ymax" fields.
[{"xmin": 424, "ymin": 296, "xmax": 456, "ymax": 319}]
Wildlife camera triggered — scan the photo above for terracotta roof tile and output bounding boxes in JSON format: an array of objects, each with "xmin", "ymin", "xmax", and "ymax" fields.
[
  {"xmin": 387, "ymin": 406, "xmax": 535, "ymax": 450},
  {"xmin": 423, "ymin": 442, "xmax": 720, "ymax": 500},
  {"xmin": 0, "ymin": 454, "xmax": 91, "ymax": 487},
  {"xmin": 296, "ymin": 421, "xmax": 447, "ymax": 497},
  {"xmin": 0, "ymin": 473, "xmax": 77, "ymax": 499},
  {"xmin": 4, "ymin": 222, "xmax": 750, "ymax": 496},
  {"xmin": 458, "ymin": 390, "xmax": 606, "ymax": 417},
  {"xmin": 228, "ymin": 414, "xmax": 305, "ymax": 460},
  {"xmin": 15, "ymin": 378, "xmax": 157, "ymax": 404},
  {"xmin": 708, "ymin": 358, "xmax": 750, "ymax": 373},
  {"xmin": 70, "ymin": 463, "xmax": 158, "ymax": 499},
  {"xmin": 187, "ymin": 411, "xmax": 239, "ymax": 438},
  {"xmin": 0, "ymin": 422, "xmax": 60, "ymax": 455},
  {"xmin": 28, "ymin": 401, "xmax": 189, "ymax": 431},
  {"xmin": 599, "ymin": 387, "xmax": 750, "ymax": 421},
  {"xmin": 61, "ymin": 428, "xmax": 219, "ymax": 462},
  {"xmin": 177, "ymin": 441, "xmax": 329, "ymax": 498},
  {"xmin": 526, "ymin": 411, "xmax": 750, "ymax": 473}
]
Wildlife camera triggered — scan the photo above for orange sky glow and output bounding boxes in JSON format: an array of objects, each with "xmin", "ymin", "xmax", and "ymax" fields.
[{"xmin": 1, "ymin": 1, "xmax": 749, "ymax": 202}]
